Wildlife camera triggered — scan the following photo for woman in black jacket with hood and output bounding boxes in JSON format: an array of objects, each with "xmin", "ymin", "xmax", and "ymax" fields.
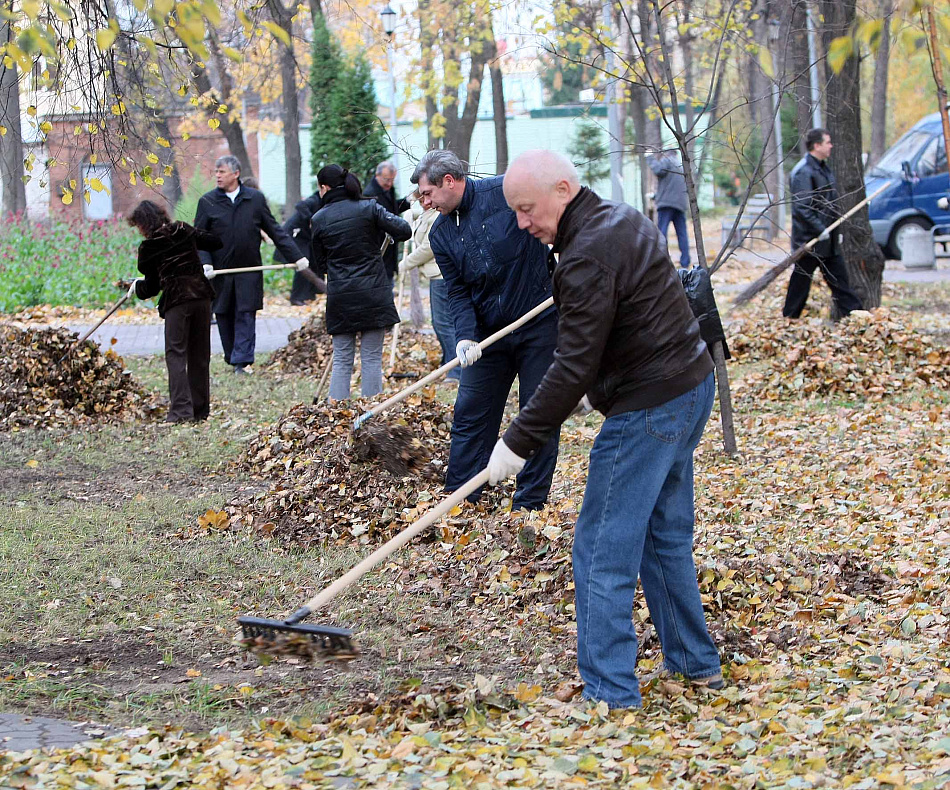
[
  {"xmin": 311, "ymin": 164, "xmax": 411, "ymax": 400},
  {"xmin": 127, "ymin": 200, "xmax": 222, "ymax": 423}
]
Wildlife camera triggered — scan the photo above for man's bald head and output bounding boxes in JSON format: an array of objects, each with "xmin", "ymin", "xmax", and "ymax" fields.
[{"xmin": 504, "ymin": 150, "xmax": 582, "ymax": 245}]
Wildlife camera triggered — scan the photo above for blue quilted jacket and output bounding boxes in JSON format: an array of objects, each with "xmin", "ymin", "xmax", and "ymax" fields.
[{"xmin": 429, "ymin": 176, "xmax": 553, "ymax": 340}]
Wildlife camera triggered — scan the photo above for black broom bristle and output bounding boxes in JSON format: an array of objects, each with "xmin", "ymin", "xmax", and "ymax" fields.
[{"xmin": 238, "ymin": 616, "xmax": 356, "ymax": 657}]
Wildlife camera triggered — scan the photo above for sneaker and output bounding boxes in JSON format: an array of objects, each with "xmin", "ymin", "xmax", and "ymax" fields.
[{"xmin": 234, "ymin": 365, "xmax": 253, "ymax": 376}]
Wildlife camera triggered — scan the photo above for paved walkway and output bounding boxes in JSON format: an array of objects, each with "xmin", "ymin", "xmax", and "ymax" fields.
[
  {"xmin": 0, "ymin": 713, "xmax": 117, "ymax": 752},
  {"xmin": 66, "ymin": 316, "xmax": 306, "ymax": 357}
]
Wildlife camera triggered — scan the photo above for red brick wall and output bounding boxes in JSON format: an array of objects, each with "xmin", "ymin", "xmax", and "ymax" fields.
[{"xmin": 44, "ymin": 112, "xmax": 260, "ymax": 221}]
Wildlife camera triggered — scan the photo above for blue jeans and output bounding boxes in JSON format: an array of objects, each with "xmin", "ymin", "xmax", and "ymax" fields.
[
  {"xmin": 656, "ymin": 207, "xmax": 691, "ymax": 268},
  {"xmin": 575, "ymin": 373, "xmax": 719, "ymax": 708},
  {"xmin": 445, "ymin": 312, "xmax": 559, "ymax": 510},
  {"xmin": 429, "ymin": 278, "xmax": 459, "ymax": 381},
  {"xmin": 216, "ymin": 310, "xmax": 256, "ymax": 366},
  {"xmin": 329, "ymin": 329, "xmax": 386, "ymax": 400}
]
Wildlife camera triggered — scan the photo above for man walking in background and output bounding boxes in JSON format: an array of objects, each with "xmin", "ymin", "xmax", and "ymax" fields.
[
  {"xmin": 364, "ymin": 160, "xmax": 411, "ymax": 287},
  {"xmin": 784, "ymin": 128, "xmax": 863, "ymax": 318},
  {"xmin": 411, "ymin": 149, "xmax": 559, "ymax": 512},
  {"xmin": 648, "ymin": 149, "xmax": 691, "ymax": 269},
  {"xmin": 195, "ymin": 155, "xmax": 306, "ymax": 374}
]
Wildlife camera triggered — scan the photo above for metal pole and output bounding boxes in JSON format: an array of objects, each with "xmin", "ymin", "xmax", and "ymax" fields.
[
  {"xmin": 806, "ymin": 3, "xmax": 823, "ymax": 128},
  {"xmin": 386, "ymin": 36, "xmax": 399, "ymax": 171},
  {"xmin": 602, "ymin": 0, "xmax": 624, "ymax": 202},
  {"xmin": 772, "ymin": 81, "xmax": 786, "ymax": 234}
]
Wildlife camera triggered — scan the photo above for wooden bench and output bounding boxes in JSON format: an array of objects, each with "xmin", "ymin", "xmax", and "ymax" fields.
[{"xmin": 720, "ymin": 194, "xmax": 775, "ymax": 249}]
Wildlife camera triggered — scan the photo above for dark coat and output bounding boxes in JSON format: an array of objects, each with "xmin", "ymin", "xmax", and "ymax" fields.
[
  {"xmin": 310, "ymin": 186, "xmax": 411, "ymax": 335},
  {"xmin": 276, "ymin": 192, "xmax": 322, "ymax": 264},
  {"xmin": 790, "ymin": 153, "xmax": 840, "ymax": 258},
  {"xmin": 363, "ymin": 177, "xmax": 411, "ymax": 278},
  {"xmin": 194, "ymin": 184, "xmax": 302, "ymax": 314},
  {"xmin": 428, "ymin": 175, "xmax": 554, "ymax": 341},
  {"xmin": 504, "ymin": 188, "xmax": 713, "ymax": 458},
  {"xmin": 134, "ymin": 222, "xmax": 220, "ymax": 318},
  {"xmin": 648, "ymin": 153, "xmax": 689, "ymax": 214}
]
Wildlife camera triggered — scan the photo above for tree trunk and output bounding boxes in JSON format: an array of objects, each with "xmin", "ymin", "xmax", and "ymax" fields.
[
  {"xmin": 154, "ymin": 115, "xmax": 183, "ymax": 206},
  {"xmin": 790, "ymin": 3, "xmax": 813, "ymax": 156},
  {"xmin": 409, "ymin": 268, "xmax": 425, "ymax": 328},
  {"xmin": 820, "ymin": 0, "xmax": 885, "ymax": 309},
  {"xmin": 868, "ymin": 0, "xmax": 892, "ymax": 168},
  {"xmin": 192, "ymin": 39, "xmax": 255, "ymax": 177},
  {"xmin": 309, "ymin": 0, "xmax": 322, "ymax": 30},
  {"xmin": 651, "ymin": 0, "xmax": 737, "ymax": 455},
  {"xmin": 488, "ymin": 31, "xmax": 508, "ymax": 174},
  {"xmin": 0, "ymin": 15, "xmax": 27, "ymax": 218},
  {"xmin": 267, "ymin": 0, "xmax": 302, "ymax": 214}
]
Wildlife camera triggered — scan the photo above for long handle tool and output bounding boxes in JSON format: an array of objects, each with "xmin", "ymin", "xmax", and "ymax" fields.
[
  {"xmin": 731, "ymin": 183, "xmax": 889, "ymax": 308},
  {"xmin": 238, "ymin": 468, "xmax": 491, "ymax": 654},
  {"xmin": 57, "ymin": 292, "xmax": 131, "ymax": 364},
  {"xmin": 353, "ymin": 295, "xmax": 555, "ymax": 430}
]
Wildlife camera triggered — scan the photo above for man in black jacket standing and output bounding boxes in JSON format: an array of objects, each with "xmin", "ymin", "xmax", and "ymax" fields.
[
  {"xmin": 364, "ymin": 160, "xmax": 410, "ymax": 285},
  {"xmin": 284, "ymin": 190, "xmax": 324, "ymax": 305},
  {"xmin": 491, "ymin": 149, "xmax": 721, "ymax": 708},
  {"xmin": 784, "ymin": 128, "xmax": 863, "ymax": 318},
  {"xmin": 195, "ymin": 155, "xmax": 307, "ymax": 373}
]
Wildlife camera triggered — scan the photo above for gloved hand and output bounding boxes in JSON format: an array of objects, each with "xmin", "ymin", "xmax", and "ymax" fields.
[
  {"xmin": 570, "ymin": 394, "xmax": 594, "ymax": 416},
  {"xmin": 455, "ymin": 339, "xmax": 482, "ymax": 368},
  {"xmin": 938, "ymin": 196, "xmax": 949, "ymax": 210},
  {"xmin": 817, "ymin": 228, "xmax": 831, "ymax": 242},
  {"xmin": 203, "ymin": 264, "xmax": 216, "ymax": 280},
  {"xmin": 295, "ymin": 257, "xmax": 309, "ymax": 272},
  {"xmin": 126, "ymin": 279, "xmax": 142, "ymax": 300},
  {"xmin": 487, "ymin": 437, "xmax": 526, "ymax": 485}
]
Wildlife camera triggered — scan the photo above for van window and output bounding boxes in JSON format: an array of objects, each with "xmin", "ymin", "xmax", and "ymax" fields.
[
  {"xmin": 870, "ymin": 130, "xmax": 933, "ymax": 175},
  {"xmin": 916, "ymin": 135, "xmax": 948, "ymax": 177}
]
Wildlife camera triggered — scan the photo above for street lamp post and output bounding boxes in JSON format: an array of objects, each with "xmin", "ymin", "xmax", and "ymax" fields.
[
  {"xmin": 769, "ymin": 18, "xmax": 786, "ymax": 236},
  {"xmin": 381, "ymin": 5, "xmax": 398, "ymax": 171}
]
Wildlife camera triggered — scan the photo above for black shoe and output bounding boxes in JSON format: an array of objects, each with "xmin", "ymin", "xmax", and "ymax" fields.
[{"xmin": 290, "ymin": 299, "xmax": 306, "ymax": 306}]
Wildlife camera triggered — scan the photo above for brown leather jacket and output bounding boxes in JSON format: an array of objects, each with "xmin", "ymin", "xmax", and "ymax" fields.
[
  {"xmin": 135, "ymin": 222, "xmax": 220, "ymax": 317},
  {"xmin": 504, "ymin": 188, "xmax": 713, "ymax": 458}
]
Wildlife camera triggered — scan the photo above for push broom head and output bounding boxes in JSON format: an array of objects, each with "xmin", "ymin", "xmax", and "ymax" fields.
[{"xmin": 238, "ymin": 617, "xmax": 358, "ymax": 661}]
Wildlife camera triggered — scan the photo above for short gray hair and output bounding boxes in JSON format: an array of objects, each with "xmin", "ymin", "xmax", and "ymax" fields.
[
  {"xmin": 410, "ymin": 150, "xmax": 467, "ymax": 186},
  {"xmin": 215, "ymin": 155, "xmax": 241, "ymax": 173},
  {"xmin": 376, "ymin": 160, "xmax": 396, "ymax": 175}
]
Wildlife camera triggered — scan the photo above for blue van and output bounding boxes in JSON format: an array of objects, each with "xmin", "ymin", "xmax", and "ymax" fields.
[{"xmin": 866, "ymin": 111, "xmax": 949, "ymax": 259}]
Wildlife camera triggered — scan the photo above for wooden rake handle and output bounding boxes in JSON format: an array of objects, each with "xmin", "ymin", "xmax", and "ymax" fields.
[
  {"xmin": 58, "ymin": 292, "xmax": 131, "ymax": 363},
  {"xmin": 353, "ymin": 295, "xmax": 555, "ymax": 429},
  {"xmin": 210, "ymin": 263, "xmax": 298, "ymax": 276},
  {"xmin": 801, "ymin": 182, "xmax": 891, "ymax": 251},
  {"xmin": 286, "ymin": 468, "xmax": 490, "ymax": 622}
]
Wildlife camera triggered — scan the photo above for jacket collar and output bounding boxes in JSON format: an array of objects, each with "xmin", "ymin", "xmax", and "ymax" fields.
[
  {"xmin": 806, "ymin": 153, "xmax": 828, "ymax": 171},
  {"xmin": 214, "ymin": 184, "xmax": 249, "ymax": 203},
  {"xmin": 322, "ymin": 185, "xmax": 355, "ymax": 206},
  {"xmin": 455, "ymin": 177, "xmax": 476, "ymax": 216},
  {"xmin": 552, "ymin": 187, "xmax": 598, "ymax": 254}
]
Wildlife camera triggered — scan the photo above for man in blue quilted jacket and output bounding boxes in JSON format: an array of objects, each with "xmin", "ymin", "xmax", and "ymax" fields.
[{"xmin": 410, "ymin": 150, "xmax": 559, "ymax": 511}]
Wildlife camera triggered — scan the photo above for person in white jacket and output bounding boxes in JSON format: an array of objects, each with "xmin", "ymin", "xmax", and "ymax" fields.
[{"xmin": 402, "ymin": 198, "xmax": 460, "ymax": 381}]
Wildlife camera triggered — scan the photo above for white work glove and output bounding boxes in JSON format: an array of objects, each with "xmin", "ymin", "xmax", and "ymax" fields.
[
  {"xmin": 938, "ymin": 196, "xmax": 949, "ymax": 210},
  {"xmin": 487, "ymin": 437, "xmax": 526, "ymax": 485},
  {"xmin": 295, "ymin": 257, "xmax": 309, "ymax": 272},
  {"xmin": 570, "ymin": 394, "xmax": 593, "ymax": 416},
  {"xmin": 203, "ymin": 264, "xmax": 216, "ymax": 280},
  {"xmin": 817, "ymin": 228, "xmax": 831, "ymax": 242},
  {"xmin": 455, "ymin": 339, "xmax": 482, "ymax": 368},
  {"xmin": 126, "ymin": 279, "xmax": 142, "ymax": 300}
]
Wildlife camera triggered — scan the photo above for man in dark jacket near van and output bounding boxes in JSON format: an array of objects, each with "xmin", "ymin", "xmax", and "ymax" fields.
[
  {"xmin": 784, "ymin": 128, "xmax": 863, "ymax": 318},
  {"xmin": 195, "ymin": 155, "xmax": 307, "ymax": 373},
  {"xmin": 365, "ymin": 161, "xmax": 411, "ymax": 285},
  {"xmin": 491, "ymin": 149, "xmax": 720, "ymax": 708},
  {"xmin": 411, "ymin": 149, "xmax": 559, "ymax": 511}
]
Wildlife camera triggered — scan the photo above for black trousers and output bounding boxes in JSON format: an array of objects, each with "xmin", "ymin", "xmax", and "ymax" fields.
[
  {"xmin": 289, "ymin": 270, "xmax": 319, "ymax": 304},
  {"xmin": 782, "ymin": 251, "xmax": 863, "ymax": 318},
  {"xmin": 164, "ymin": 298, "xmax": 212, "ymax": 422}
]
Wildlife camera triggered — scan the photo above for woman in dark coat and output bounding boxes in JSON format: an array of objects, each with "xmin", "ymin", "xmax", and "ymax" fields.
[
  {"xmin": 311, "ymin": 164, "xmax": 411, "ymax": 400},
  {"xmin": 127, "ymin": 200, "xmax": 222, "ymax": 423}
]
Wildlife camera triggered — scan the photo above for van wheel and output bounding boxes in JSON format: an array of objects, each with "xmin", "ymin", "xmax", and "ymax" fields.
[{"xmin": 887, "ymin": 217, "xmax": 932, "ymax": 260}]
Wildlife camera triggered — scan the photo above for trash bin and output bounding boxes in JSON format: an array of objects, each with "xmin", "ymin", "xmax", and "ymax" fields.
[{"xmin": 902, "ymin": 226, "xmax": 936, "ymax": 269}]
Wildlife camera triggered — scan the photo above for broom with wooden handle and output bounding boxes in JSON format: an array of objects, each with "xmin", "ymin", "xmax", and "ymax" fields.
[
  {"xmin": 731, "ymin": 182, "xmax": 889, "ymax": 308},
  {"xmin": 238, "ymin": 467, "xmax": 491, "ymax": 654}
]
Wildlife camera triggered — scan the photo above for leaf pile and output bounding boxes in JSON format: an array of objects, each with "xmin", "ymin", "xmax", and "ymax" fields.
[
  {"xmin": 0, "ymin": 326, "xmax": 157, "ymax": 430},
  {"xmin": 264, "ymin": 305, "xmax": 444, "ymax": 381},
  {"xmin": 729, "ymin": 308, "xmax": 950, "ymax": 400},
  {"xmin": 205, "ymin": 394, "xmax": 458, "ymax": 546}
]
